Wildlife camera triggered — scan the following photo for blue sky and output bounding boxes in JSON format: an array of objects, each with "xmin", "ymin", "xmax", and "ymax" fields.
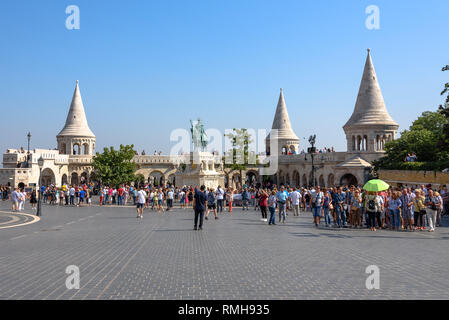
[{"xmin": 1, "ymin": 0, "xmax": 448, "ymax": 155}]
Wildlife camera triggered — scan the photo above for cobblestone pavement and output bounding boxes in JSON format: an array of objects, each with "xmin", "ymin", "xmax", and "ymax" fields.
[{"xmin": 0, "ymin": 199, "xmax": 448, "ymax": 300}]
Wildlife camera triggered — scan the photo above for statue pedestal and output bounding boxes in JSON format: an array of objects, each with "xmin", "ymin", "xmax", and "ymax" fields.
[{"xmin": 175, "ymin": 151, "xmax": 224, "ymax": 189}]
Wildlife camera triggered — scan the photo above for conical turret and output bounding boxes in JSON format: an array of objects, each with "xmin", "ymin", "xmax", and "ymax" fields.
[
  {"xmin": 57, "ymin": 80, "xmax": 95, "ymax": 137},
  {"xmin": 344, "ymin": 49, "xmax": 398, "ymax": 129},
  {"xmin": 57, "ymin": 81, "xmax": 96, "ymax": 155},
  {"xmin": 343, "ymin": 50, "xmax": 398, "ymax": 154},
  {"xmin": 266, "ymin": 89, "xmax": 299, "ymax": 155}
]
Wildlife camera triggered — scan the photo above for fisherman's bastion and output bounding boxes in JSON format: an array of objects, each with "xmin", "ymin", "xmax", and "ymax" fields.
[{"xmin": 0, "ymin": 49, "xmax": 399, "ymax": 189}]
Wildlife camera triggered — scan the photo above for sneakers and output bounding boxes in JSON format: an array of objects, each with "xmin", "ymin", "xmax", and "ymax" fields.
[
  {"xmin": 215, "ymin": 217, "xmax": 218, "ymax": 220},
  {"xmin": 193, "ymin": 226, "xmax": 198, "ymax": 230}
]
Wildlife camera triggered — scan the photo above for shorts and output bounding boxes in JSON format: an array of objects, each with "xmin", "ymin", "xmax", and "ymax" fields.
[
  {"xmin": 402, "ymin": 208, "xmax": 413, "ymax": 220},
  {"xmin": 380, "ymin": 210, "xmax": 386, "ymax": 219},
  {"xmin": 137, "ymin": 203, "xmax": 144, "ymax": 209},
  {"xmin": 208, "ymin": 204, "xmax": 216, "ymax": 210},
  {"xmin": 312, "ymin": 207, "xmax": 321, "ymax": 217},
  {"xmin": 158, "ymin": 200, "xmax": 162, "ymax": 206}
]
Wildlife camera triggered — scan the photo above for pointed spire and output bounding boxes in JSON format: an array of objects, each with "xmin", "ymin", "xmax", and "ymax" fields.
[
  {"xmin": 57, "ymin": 81, "xmax": 95, "ymax": 137},
  {"xmin": 267, "ymin": 88, "xmax": 299, "ymax": 140},
  {"xmin": 344, "ymin": 49, "xmax": 398, "ymax": 129}
]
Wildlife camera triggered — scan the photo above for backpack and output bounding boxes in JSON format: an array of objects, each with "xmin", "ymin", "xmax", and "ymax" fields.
[{"xmin": 368, "ymin": 199, "xmax": 376, "ymax": 212}]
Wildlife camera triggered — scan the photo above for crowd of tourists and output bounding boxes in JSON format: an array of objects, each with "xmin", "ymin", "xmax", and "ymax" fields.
[{"xmin": 2, "ymin": 182, "xmax": 448, "ymax": 232}]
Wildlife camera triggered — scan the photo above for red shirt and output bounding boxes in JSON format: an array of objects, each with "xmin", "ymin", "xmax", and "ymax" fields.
[
  {"xmin": 118, "ymin": 188, "xmax": 124, "ymax": 196},
  {"xmin": 259, "ymin": 193, "xmax": 268, "ymax": 207}
]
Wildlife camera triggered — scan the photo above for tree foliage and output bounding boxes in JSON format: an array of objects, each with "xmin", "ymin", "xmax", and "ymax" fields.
[
  {"xmin": 223, "ymin": 128, "xmax": 256, "ymax": 183},
  {"xmin": 92, "ymin": 144, "xmax": 137, "ymax": 186},
  {"xmin": 374, "ymin": 64, "xmax": 449, "ymax": 171}
]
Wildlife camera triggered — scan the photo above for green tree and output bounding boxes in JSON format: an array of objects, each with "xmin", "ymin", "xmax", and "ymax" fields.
[
  {"xmin": 92, "ymin": 144, "xmax": 137, "ymax": 187},
  {"xmin": 223, "ymin": 128, "xmax": 255, "ymax": 186},
  {"xmin": 373, "ymin": 111, "xmax": 449, "ymax": 170}
]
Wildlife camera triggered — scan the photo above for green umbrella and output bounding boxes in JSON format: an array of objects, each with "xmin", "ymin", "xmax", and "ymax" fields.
[{"xmin": 363, "ymin": 179, "xmax": 389, "ymax": 192}]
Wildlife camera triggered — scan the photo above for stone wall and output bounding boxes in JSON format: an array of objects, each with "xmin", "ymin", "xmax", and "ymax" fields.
[{"xmin": 378, "ymin": 169, "xmax": 449, "ymax": 188}]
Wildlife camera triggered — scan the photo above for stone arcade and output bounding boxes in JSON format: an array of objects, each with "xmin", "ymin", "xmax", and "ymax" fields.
[{"xmin": 0, "ymin": 49, "xmax": 398, "ymax": 189}]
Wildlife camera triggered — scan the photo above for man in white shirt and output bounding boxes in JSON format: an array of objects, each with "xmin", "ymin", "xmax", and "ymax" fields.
[
  {"xmin": 167, "ymin": 189, "xmax": 174, "ymax": 211},
  {"xmin": 216, "ymin": 186, "xmax": 224, "ymax": 213},
  {"xmin": 69, "ymin": 187, "xmax": 75, "ymax": 205},
  {"xmin": 289, "ymin": 187, "xmax": 302, "ymax": 216},
  {"xmin": 136, "ymin": 187, "xmax": 147, "ymax": 219}
]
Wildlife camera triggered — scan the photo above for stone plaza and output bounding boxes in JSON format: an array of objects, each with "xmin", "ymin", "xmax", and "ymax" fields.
[{"xmin": 1, "ymin": 200, "xmax": 448, "ymax": 300}]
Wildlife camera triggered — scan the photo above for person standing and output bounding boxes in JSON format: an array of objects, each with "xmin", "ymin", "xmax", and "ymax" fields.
[
  {"xmin": 334, "ymin": 187, "xmax": 346, "ymax": 228},
  {"xmin": 350, "ymin": 190, "xmax": 362, "ymax": 228},
  {"xmin": 268, "ymin": 190, "xmax": 277, "ymax": 225},
  {"xmin": 425, "ymin": 189, "xmax": 438, "ymax": 232},
  {"xmin": 216, "ymin": 186, "xmax": 224, "ymax": 213},
  {"xmin": 276, "ymin": 185, "xmax": 289, "ymax": 223},
  {"xmin": 30, "ymin": 189, "xmax": 37, "ymax": 210},
  {"xmin": 413, "ymin": 190, "xmax": 425, "ymax": 230},
  {"xmin": 289, "ymin": 187, "xmax": 301, "ymax": 217},
  {"xmin": 157, "ymin": 188, "xmax": 164, "ymax": 212},
  {"xmin": 11, "ymin": 188, "xmax": 19, "ymax": 212},
  {"xmin": 400, "ymin": 189, "xmax": 414, "ymax": 231},
  {"xmin": 167, "ymin": 188, "xmax": 174, "ymax": 212},
  {"xmin": 99, "ymin": 187, "xmax": 104, "ymax": 206},
  {"xmin": 387, "ymin": 191, "xmax": 402, "ymax": 231},
  {"xmin": 226, "ymin": 187, "xmax": 234, "ymax": 213},
  {"xmin": 17, "ymin": 189, "xmax": 25, "ymax": 211},
  {"xmin": 136, "ymin": 187, "xmax": 147, "ymax": 219},
  {"xmin": 241, "ymin": 188, "xmax": 250, "ymax": 211},
  {"xmin": 193, "ymin": 185, "xmax": 207, "ymax": 230},
  {"xmin": 434, "ymin": 192, "xmax": 443, "ymax": 227},
  {"xmin": 322, "ymin": 189, "xmax": 333, "ymax": 227},
  {"xmin": 69, "ymin": 186, "xmax": 75, "ymax": 206},
  {"xmin": 310, "ymin": 186, "xmax": 324, "ymax": 227},
  {"xmin": 258, "ymin": 189, "xmax": 268, "ymax": 222},
  {"xmin": 205, "ymin": 188, "xmax": 218, "ymax": 220},
  {"xmin": 365, "ymin": 191, "xmax": 381, "ymax": 231}
]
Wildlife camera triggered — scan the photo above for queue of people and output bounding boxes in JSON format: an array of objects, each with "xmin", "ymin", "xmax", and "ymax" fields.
[{"xmin": 2, "ymin": 181, "xmax": 447, "ymax": 233}]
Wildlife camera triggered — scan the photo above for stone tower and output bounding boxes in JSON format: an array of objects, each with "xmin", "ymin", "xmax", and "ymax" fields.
[
  {"xmin": 343, "ymin": 49, "xmax": 399, "ymax": 157},
  {"xmin": 266, "ymin": 88, "xmax": 300, "ymax": 155},
  {"xmin": 57, "ymin": 80, "xmax": 96, "ymax": 155}
]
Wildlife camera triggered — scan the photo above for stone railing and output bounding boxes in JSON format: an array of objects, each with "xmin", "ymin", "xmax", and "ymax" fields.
[
  {"xmin": 68, "ymin": 155, "xmax": 94, "ymax": 164},
  {"xmin": 278, "ymin": 152, "xmax": 346, "ymax": 164}
]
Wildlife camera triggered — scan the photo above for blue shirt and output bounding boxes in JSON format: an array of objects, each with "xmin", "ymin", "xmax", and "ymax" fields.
[{"xmin": 276, "ymin": 190, "xmax": 289, "ymax": 203}]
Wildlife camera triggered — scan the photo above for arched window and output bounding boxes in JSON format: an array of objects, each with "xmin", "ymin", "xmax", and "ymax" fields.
[{"xmin": 73, "ymin": 144, "xmax": 80, "ymax": 155}]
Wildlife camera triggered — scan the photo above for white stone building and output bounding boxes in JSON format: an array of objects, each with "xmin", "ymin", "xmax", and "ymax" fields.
[{"xmin": 1, "ymin": 49, "xmax": 398, "ymax": 189}]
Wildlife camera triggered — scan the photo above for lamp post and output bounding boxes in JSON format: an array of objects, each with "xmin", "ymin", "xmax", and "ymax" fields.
[
  {"xmin": 36, "ymin": 156, "xmax": 44, "ymax": 217},
  {"xmin": 26, "ymin": 132, "xmax": 31, "ymax": 168},
  {"xmin": 307, "ymin": 135, "xmax": 316, "ymax": 187}
]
